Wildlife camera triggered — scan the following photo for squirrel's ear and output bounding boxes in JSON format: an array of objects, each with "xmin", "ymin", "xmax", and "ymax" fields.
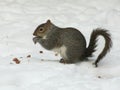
[{"xmin": 46, "ymin": 19, "xmax": 51, "ymax": 24}]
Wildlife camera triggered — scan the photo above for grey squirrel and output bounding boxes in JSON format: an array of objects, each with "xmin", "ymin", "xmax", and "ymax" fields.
[{"xmin": 33, "ymin": 20, "xmax": 112, "ymax": 67}]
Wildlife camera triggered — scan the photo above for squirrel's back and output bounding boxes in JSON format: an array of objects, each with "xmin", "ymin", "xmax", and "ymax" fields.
[{"xmin": 60, "ymin": 27, "xmax": 86, "ymax": 47}]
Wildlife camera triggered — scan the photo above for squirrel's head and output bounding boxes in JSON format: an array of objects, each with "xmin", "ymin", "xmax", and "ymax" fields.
[{"xmin": 33, "ymin": 20, "xmax": 52, "ymax": 38}]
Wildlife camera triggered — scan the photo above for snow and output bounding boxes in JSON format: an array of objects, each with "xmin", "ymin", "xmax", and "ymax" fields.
[{"xmin": 0, "ymin": 0, "xmax": 120, "ymax": 90}]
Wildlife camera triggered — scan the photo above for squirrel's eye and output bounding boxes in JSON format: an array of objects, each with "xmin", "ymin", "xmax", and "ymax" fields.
[{"xmin": 39, "ymin": 28, "xmax": 44, "ymax": 32}]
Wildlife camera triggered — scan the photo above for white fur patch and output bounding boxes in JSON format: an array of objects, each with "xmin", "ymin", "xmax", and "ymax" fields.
[
  {"xmin": 52, "ymin": 45, "xmax": 67, "ymax": 59},
  {"xmin": 43, "ymin": 35, "xmax": 47, "ymax": 39},
  {"xmin": 52, "ymin": 47, "xmax": 60, "ymax": 53}
]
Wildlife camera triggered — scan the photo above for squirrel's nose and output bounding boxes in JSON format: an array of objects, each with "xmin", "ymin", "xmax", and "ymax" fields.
[
  {"xmin": 33, "ymin": 33, "xmax": 35, "ymax": 36},
  {"xmin": 33, "ymin": 31, "xmax": 36, "ymax": 36}
]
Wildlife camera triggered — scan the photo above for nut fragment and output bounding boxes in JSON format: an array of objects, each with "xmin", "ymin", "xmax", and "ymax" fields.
[
  {"xmin": 13, "ymin": 58, "xmax": 20, "ymax": 64},
  {"xmin": 98, "ymin": 76, "xmax": 102, "ymax": 78},
  {"xmin": 27, "ymin": 55, "xmax": 31, "ymax": 58},
  {"xmin": 39, "ymin": 51, "xmax": 43, "ymax": 53},
  {"xmin": 55, "ymin": 53, "xmax": 58, "ymax": 56}
]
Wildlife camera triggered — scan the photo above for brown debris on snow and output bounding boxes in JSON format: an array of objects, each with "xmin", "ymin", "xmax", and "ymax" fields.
[
  {"xmin": 13, "ymin": 58, "xmax": 21, "ymax": 64},
  {"xmin": 27, "ymin": 55, "xmax": 31, "ymax": 58},
  {"xmin": 39, "ymin": 51, "xmax": 43, "ymax": 53}
]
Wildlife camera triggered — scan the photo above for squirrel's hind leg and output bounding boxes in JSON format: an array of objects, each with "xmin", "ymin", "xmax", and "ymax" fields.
[{"xmin": 59, "ymin": 45, "xmax": 83, "ymax": 64}]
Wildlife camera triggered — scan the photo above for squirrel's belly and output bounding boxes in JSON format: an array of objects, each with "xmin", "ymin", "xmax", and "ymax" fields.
[
  {"xmin": 52, "ymin": 45, "xmax": 67, "ymax": 59},
  {"xmin": 52, "ymin": 47, "xmax": 61, "ymax": 53}
]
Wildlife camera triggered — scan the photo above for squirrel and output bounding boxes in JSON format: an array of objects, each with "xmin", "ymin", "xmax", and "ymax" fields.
[{"xmin": 33, "ymin": 20, "xmax": 112, "ymax": 67}]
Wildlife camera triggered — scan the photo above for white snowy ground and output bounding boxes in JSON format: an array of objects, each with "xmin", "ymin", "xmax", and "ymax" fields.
[{"xmin": 0, "ymin": 0, "xmax": 120, "ymax": 90}]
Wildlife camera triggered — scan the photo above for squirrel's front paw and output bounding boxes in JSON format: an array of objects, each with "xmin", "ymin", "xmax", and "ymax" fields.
[{"xmin": 33, "ymin": 37, "xmax": 40, "ymax": 44}]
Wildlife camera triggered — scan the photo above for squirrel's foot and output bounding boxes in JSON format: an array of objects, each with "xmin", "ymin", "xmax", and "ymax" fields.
[
  {"xmin": 92, "ymin": 62, "xmax": 98, "ymax": 67},
  {"xmin": 59, "ymin": 58, "xmax": 66, "ymax": 64},
  {"xmin": 33, "ymin": 37, "xmax": 40, "ymax": 44},
  {"xmin": 59, "ymin": 58, "xmax": 73, "ymax": 64}
]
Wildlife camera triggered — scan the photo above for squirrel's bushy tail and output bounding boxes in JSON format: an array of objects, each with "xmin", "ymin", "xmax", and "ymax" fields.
[{"xmin": 85, "ymin": 28, "xmax": 112, "ymax": 67}]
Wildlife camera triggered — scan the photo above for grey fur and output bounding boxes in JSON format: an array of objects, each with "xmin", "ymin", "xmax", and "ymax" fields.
[
  {"xmin": 33, "ymin": 20, "xmax": 112, "ymax": 66},
  {"xmin": 33, "ymin": 24, "xmax": 86, "ymax": 63}
]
